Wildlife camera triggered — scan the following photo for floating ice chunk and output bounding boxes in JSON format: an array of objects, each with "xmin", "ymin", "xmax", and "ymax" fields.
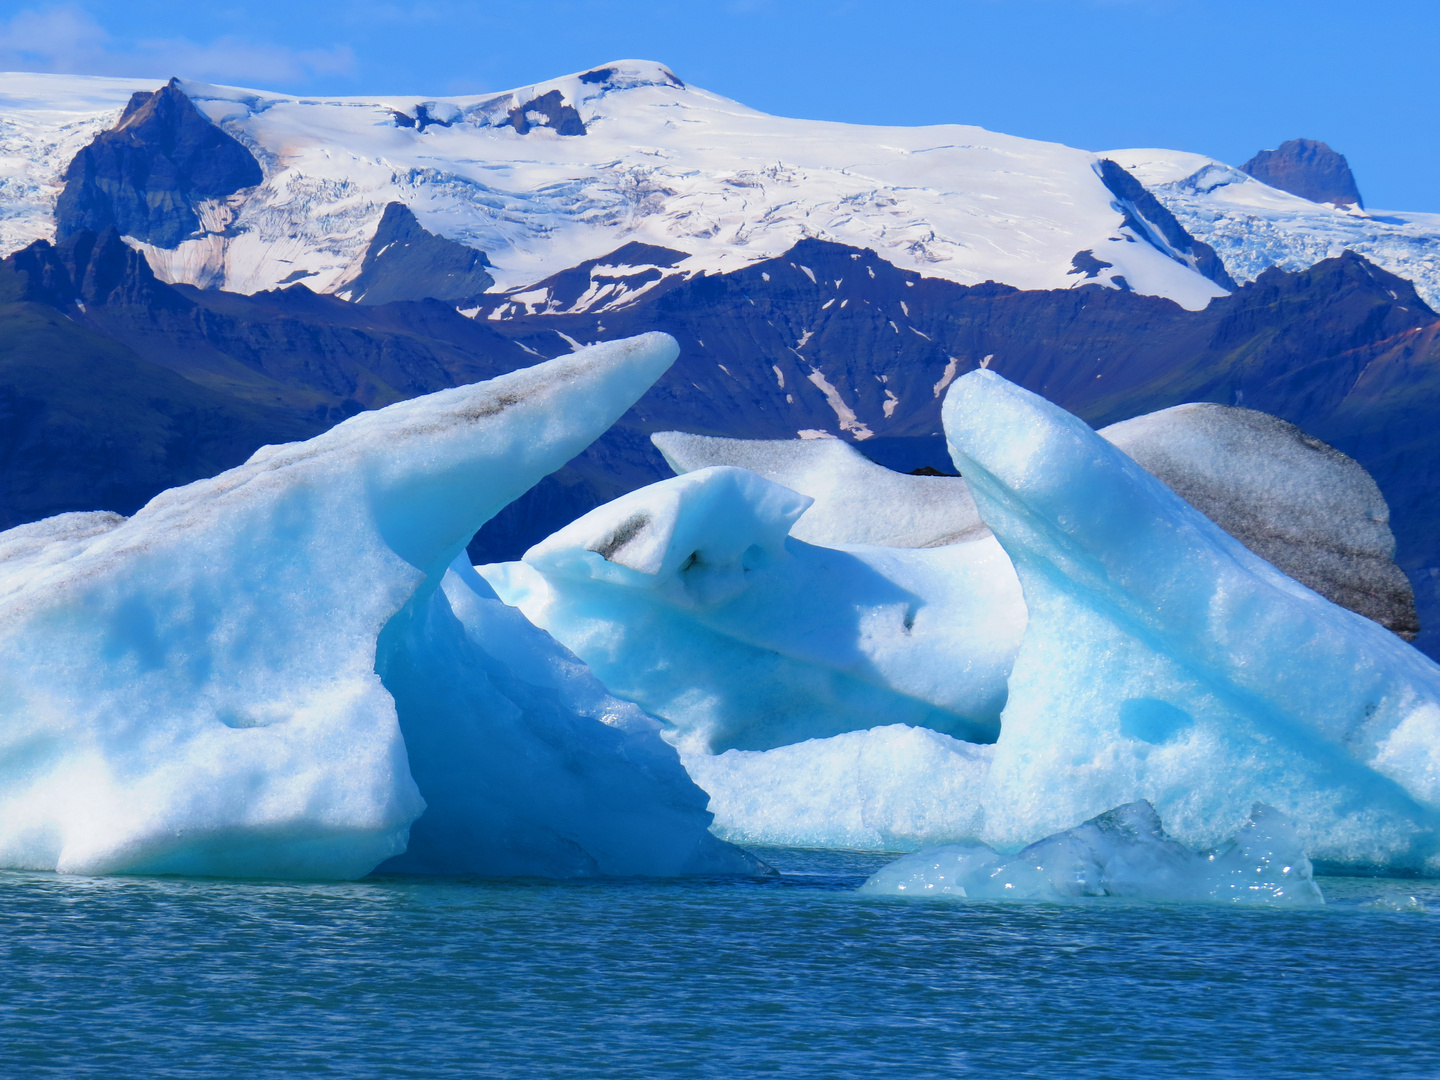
[
  {"xmin": 860, "ymin": 801, "xmax": 1324, "ymax": 906},
  {"xmin": 652, "ymin": 431, "xmax": 986, "ymax": 548},
  {"xmin": 481, "ymin": 466, "xmax": 1026, "ymax": 752},
  {"xmin": 0, "ymin": 333, "xmax": 750, "ymax": 879},
  {"xmin": 1102, "ymin": 403, "xmax": 1417, "ymax": 637},
  {"xmin": 944, "ymin": 370, "xmax": 1440, "ymax": 874},
  {"xmin": 682, "ymin": 724, "xmax": 991, "ymax": 850}
]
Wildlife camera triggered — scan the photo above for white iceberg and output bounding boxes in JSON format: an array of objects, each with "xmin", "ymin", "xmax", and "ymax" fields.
[
  {"xmin": 1102, "ymin": 403, "xmax": 1417, "ymax": 637},
  {"xmin": 655, "ymin": 405, "xmax": 1417, "ymax": 636},
  {"xmin": 651, "ymin": 432, "xmax": 987, "ymax": 549},
  {"xmin": 860, "ymin": 801, "xmax": 1324, "ymax": 906},
  {"xmin": 947, "ymin": 370, "xmax": 1440, "ymax": 874},
  {"xmin": 480, "ymin": 466, "xmax": 1026, "ymax": 753},
  {"xmin": 683, "ymin": 724, "xmax": 991, "ymax": 851},
  {"xmin": 0, "ymin": 332, "xmax": 754, "ymax": 880}
]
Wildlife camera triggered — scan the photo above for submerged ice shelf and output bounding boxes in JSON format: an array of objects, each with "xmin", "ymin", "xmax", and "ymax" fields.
[
  {"xmin": 0, "ymin": 333, "xmax": 753, "ymax": 880},
  {"xmin": 860, "ymin": 800, "xmax": 1324, "ymax": 906}
]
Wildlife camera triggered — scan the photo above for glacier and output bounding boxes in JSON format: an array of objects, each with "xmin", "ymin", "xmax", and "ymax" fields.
[
  {"xmin": 0, "ymin": 67, "xmax": 1226, "ymax": 308},
  {"xmin": 860, "ymin": 801, "xmax": 1323, "ymax": 906},
  {"xmin": 947, "ymin": 370, "xmax": 1440, "ymax": 874},
  {"xmin": 479, "ymin": 466, "xmax": 1026, "ymax": 753},
  {"xmin": 0, "ymin": 331, "xmax": 754, "ymax": 880},
  {"xmin": 1109, "ymin": 148, "xmax": 1440, "ymax": 309}
]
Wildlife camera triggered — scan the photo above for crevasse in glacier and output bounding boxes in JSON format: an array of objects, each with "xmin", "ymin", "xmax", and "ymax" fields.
[
  {"xmin": 860, "ymin": 800, "xmax": 1323, "ymax": 906},
  {"xmin": 0, "ymin": 332, "xmax": 753, "ymax": 880},
  {"xmin": 946, "ymin": 369, "xmax": 1440, "ymax": 873},
  {"xmin": 480, "ymin": 465, "xmax": 1026, "ymax": 753}
]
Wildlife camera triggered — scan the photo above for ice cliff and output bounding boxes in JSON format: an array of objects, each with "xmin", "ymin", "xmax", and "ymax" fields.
[
  {"xmin": 0, "ymin": 332, "xmax": 753, "ymax": 880},
  {"xmin": 947, "ymin": 370, "xmax": 1440, "ymax": 873}
]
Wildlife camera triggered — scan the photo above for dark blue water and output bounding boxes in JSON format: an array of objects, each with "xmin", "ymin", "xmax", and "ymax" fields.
[{"xmin": 2, "ymin": 847, "xmax": 1437, "ymax": 1079}]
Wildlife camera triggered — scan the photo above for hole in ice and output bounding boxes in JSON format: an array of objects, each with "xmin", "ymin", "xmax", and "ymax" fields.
[
  {"xmin": 740, "ymin": 544, "xmax": 766, "ymax": 572},
  {"xmin": 1119, "ymin": 698, "xmax": 1194, "ymax": 745},
  {"xmin": 679, "ymin": 550, "xmax": 700, "ymax": 573}
]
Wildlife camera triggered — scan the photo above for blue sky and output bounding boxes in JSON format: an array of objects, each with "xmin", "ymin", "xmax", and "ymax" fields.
[{"xmin": 3, "ymin": 0, "xmax": 1436, "ymax": 210}]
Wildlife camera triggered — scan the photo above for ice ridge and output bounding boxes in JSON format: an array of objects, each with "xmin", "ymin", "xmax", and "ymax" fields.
[{"xmin": 0, "ymin": 332, "xmax": 754, "ymax": 880}]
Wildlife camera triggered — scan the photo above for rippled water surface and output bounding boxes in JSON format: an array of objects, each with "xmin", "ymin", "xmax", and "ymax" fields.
[{"xmin": 2, "ymin": 847, "xmax": 1438, "ymax": 1079}]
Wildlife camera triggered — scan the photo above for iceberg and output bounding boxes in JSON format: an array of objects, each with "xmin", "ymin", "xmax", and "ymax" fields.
[
  {"xmin": 655, "ymin": 405, "xmax": 1417, "ymax": 636},
  {"xmin": 947, "ymin": 370, "xmax": 1440, "ymax": 874},
  {"xmin": 377, "ymin": 557, "xmax": 754, "ymax": 877},
  {"xmin": 1102, "ymin": 403, "xmax": 1417, "ymax": 637},
  {"xmin": 860, "ymin": 801, "xmax": 1324, "ymax": 906},
  {"xmin": 683, "ymin": 724, "xmax": 991, "ymax": 850},
  {"xmin": 480, "ymin": 466, "xmax": 1026, "ymax": 753},
  {"xmin": 0, "ymin": 332, "xmax": 753, "ymax": 879},
  {"xmin": 651, "ymin": 432, "xmax": 987, "ymax": 549}
]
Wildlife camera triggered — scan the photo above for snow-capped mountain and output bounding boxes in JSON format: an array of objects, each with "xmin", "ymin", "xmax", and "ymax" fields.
[
  {"xmin": 6, "ymin": 61, "xmax": 1439, "ymax": 312},
  {"xmin": 4, "ymin": 61, "xmax": 1439, "ymax": 313},
  {"xmin": 6, "ymin": 59, "xmax": 1440, "ymax": 661},
  {"xmin": 0, "ymin": 62, "xmax": 1250, "ymax": 312},
  {"xmin": 1110, "ymin": 148, "xmax": 1440, "ymax": 308}
]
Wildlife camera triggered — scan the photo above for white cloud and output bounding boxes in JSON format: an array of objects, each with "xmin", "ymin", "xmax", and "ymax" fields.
[{"xmin": 0, "ymin": 4, "xmax": 356, "ymax": 85}]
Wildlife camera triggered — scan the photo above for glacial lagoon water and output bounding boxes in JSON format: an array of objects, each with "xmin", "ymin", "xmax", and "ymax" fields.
[{"xmin": 2, "ymin": 847, "xmax": 1438, "ymax": 1080}]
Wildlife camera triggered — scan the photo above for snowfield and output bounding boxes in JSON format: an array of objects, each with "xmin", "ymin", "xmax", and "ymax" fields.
[
  {"xmin": 3, "ymin": 62, "xmax": 1436, "ymax": 310},
  {"xmin": 0, "ymin": 63, "xmax": 1364, "ymax": 312}
]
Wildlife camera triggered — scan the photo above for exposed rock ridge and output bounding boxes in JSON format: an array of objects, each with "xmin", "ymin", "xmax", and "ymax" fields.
[
  {"xmin": 344, "ymin": 203, "xmax": 495, "ymax": 305},
  {"xmin": 54, "ymin": 78, "xmax": 263, "ymax": 249},
  {"xmin": 1096, "ymin": 159, "xmax": 1237, "ymax": 289},
  {"xmin": 1240, "ymin": 139, "xmax": 1364, "ymax": 208}
]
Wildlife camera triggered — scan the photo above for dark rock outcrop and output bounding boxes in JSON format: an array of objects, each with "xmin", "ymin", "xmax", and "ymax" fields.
[
  {"xmin": 391, "ymin": 101, "xmax": 462, "ymax": 132},
  {"xmin": 507, "ymin": 90, "xmax": 586, "ymax": 136},
  {"xmin": 1240, "ymin": 139, "xmax": 1364, "ymax": 208},
  {"xmin": 1068, "ymin": 249, "xmax": 1114, "ymax": 280},
  {"xmin": 1096, "ymin": 159, "xmax": 1237, "ymax": 289},
  {"xmin": 55, "ymin": 79, "xmax": 263, "ymax": 248},
  {"xmin": 472, "ymin": 241, "xmax": 689, "ymax": 316},
  {"xmin": 0, "ymin": 230, "xmax": 536, "ymax": 528},
  {"xmin": 345, "ymin": 203, "xmax": 494, "ymax": 305}
]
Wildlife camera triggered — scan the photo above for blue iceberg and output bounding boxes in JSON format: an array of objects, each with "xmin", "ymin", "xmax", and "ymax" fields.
[
  {"xmin": 861, "ymin": 800, "xmax": 1323, "ymax": 906},
  {"xmin": 481, "ymin": 465, "xmax": 1026, "ymax": 753},
  {"xmin": 0, "ymin": 333, "xmax": 754, "ymax": 880},
  {"xmin": 947, "ymin": 370, "xmax": 1440, "ymax": 874}
]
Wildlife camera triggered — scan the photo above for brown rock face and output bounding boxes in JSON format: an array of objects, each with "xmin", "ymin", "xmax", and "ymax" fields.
[{"xmin": 1240, "ymin": 139, "xmax": 1364, "ymax": 208}]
